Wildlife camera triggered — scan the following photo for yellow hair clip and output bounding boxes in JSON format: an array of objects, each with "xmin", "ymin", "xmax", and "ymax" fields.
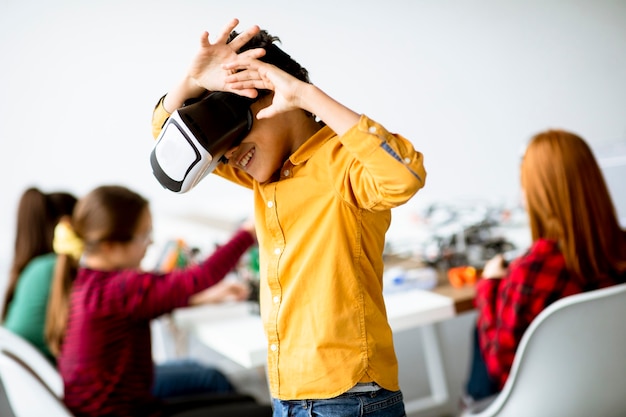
[{"xmin": 53, "ymin": 221, "xmax": 84, "ymax": 261}]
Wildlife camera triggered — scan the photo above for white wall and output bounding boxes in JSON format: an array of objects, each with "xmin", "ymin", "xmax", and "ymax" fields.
[{"xmin": 2, "ymin": 0, "xmax": 625, "ymax": 275}]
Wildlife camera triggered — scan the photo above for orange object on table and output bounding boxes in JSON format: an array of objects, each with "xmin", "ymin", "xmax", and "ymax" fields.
[{"xmin": 447, "ymin": 266, "xmax": 477, "ymax": 288}]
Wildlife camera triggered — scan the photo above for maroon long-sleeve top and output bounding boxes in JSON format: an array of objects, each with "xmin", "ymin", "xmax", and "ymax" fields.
[{"xmin": 58, "ymin": 229, "xmax": 254, "ymax": 417}]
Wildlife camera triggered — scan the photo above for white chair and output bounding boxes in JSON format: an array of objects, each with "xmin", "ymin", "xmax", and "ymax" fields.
[
  {"xmin": 0, "ymin": 352, "xmax": 73, "ymax": 417},
  {"xmin": 0, "ymin": 327, "xmax": 71, "ymax": 416},
  {"xmin": 461, "ymin": 283, "xmax": 626, "ymax": 417},
  {"xmin": 0, "ymin": 327, "xmax": 63, "ymax": 397}
]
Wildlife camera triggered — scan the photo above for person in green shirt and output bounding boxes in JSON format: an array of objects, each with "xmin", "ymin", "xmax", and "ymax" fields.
[{"xmin": 2, "ymin": 187, "xmax": 77, "ymax": 363}]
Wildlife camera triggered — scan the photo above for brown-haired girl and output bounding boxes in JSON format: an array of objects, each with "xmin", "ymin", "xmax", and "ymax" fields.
[{"xmin": 49, "ymin": 185, "xmax": 270, "ymax": 417}]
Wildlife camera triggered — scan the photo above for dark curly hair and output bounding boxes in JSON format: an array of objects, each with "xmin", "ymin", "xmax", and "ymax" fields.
[
  {"xmin": 226, "ymin": 29, "xmax": 318, "ymax": 121},
  {"xmin": 228, "ymin": 29, "xmax": 310, "ymax": 88}
]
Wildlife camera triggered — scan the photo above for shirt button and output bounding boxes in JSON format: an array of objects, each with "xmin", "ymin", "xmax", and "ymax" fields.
[
  {"xmin": 283, "ymin": 169, "xmax": 290, "ymax": 176},
  {"xmin": 267, "ymin": 201, "xmax": 274, "ymax": 208},
  {"xmin": 273, "ymin": 296, "xmax": 280, "ymax": 303},
  {"xmin": 368, "ymin": 126, "xmax": 377, "ymax": 134},
  {"xmin": 274, "ymin": 248, "xmax": 281, "ymax": 255},
  {"xmin": 404, "ymin": 157, "xmax": 411, "ymax": 164},
  {"xmin": 270, "ymin": 344, "xmax": 278, "ymax": 352}
]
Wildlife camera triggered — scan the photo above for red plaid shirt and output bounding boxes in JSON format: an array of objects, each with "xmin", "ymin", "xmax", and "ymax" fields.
[
  {"xmin": 475, "ymin": 238, "xmax": 624, "ymax": 390},
  {"xmin": 58, "ymin": 230, "xmax": 254, "ymax": 417}
]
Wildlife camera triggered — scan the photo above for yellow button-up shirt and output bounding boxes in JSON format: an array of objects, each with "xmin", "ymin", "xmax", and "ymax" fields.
[{"xmin": 152, "ymin": 101, "xmax": 426, "ymax": 400}]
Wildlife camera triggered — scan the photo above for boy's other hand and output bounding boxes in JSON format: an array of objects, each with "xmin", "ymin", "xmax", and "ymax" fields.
[{"xmin": 222, "ymin": 57, "xmax": 307, "ymax": 119}]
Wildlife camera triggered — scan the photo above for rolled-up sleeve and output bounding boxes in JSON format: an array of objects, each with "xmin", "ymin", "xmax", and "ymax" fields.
[
  {"xmin": 339, "ymin": 115, "xmax": 426, "ymax": 210},
  {"xmin": 151, "ymin": 95, "xmax": 171, "ymax": 140}
]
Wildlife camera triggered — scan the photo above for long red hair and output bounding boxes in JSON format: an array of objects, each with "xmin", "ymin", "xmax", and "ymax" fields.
[{"xmin": 521, "ymin": 130, "xmax": 626, "ymax": 283}]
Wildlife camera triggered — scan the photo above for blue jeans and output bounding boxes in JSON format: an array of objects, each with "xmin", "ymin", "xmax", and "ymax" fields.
[
  {"xmin": 271, "ymin": 389, "xmax": 406, "ymax": 417},
  {"xmin": 152, "ymin": 359, "xmax": 234, "ymax": 399},
  {"xmin": 465, "ymin": 326, "xmax": 499, "ymax": 401}
]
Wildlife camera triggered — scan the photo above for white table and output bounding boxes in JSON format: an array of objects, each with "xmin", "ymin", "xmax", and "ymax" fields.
[
  {"xmin": 172, "ymin": 288, "xmax": 456, "ymax": 415},
  {"xmin": 173, "ymin": 302, "xmax": 266, "ymax": 368}
]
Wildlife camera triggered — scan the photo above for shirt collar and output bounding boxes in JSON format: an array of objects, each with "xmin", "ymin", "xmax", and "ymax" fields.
[{"xmin": 288, "ymin": 125, "xmax": 335, "ymax": 166}]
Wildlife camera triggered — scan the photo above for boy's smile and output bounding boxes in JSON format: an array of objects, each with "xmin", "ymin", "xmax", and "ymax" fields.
[
  {"xmin": 226, "ymin": 135, "xmax": 280, "ymax": 183},
  {"xmin": 224, "ymin": 95, "xmax": 323, "ymax": 183},
  {"xmin": 233, "ymin": 144, "xmax": 256, "ymax": 169},
  {"xmin": 224, "ymin": 98, "xmax": 290, "ymax": 183}
]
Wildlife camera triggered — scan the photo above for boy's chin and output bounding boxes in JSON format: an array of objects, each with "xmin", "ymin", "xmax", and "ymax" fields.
[
  {"xmin": 244, "ymin": 168, "xmax": 273, "ymax": 184},
  {"xmin": 233, "ymin": 163, "xmax": 277, "ymax": 183},
  {"xmin": 257, "ymin": 175, "xmax": 278, "ymax": 185}
]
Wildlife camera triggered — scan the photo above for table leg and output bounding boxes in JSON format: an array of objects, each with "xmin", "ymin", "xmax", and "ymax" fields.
[{"xmin": 403, "ymin": 323, "xmax": 449, "ymax": 415}]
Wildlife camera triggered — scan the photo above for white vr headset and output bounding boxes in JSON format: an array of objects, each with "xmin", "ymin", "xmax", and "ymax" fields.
[{"xmin": 150, "ymin": 92, "xmax": 253, "ymax": 193}]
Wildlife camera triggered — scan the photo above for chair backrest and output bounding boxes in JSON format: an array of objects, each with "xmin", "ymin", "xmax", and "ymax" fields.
[
  {"xmin": 0, "ymin": 327, "xmax": 63, "ymax": 397},
  {"xmin": 463, "ymin": 283, "xmax": 626, "ymax": 417},
  {"xmin": 0, "ymin": 351, "xmax": 73, "ymax": 417}
]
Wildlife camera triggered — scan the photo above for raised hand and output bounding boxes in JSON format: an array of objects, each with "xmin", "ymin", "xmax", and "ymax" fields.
[
  {"xmin": 186, "ymin": 18, "xmax": 266, "ymax": 97},
  {"xmin": 163, "ymin": 19, "xmax": 267, "ymax": 112}
]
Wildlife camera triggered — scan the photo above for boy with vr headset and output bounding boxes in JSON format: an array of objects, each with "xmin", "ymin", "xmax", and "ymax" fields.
[{"xmin": 151, "ymin": 18, "xmax": 426, "ymax": 417}]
